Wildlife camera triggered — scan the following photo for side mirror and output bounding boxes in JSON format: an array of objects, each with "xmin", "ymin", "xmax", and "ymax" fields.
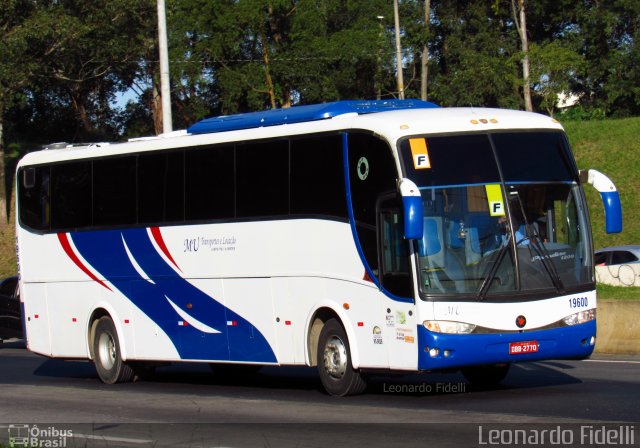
[
  {"xmin": 399, "ymin": 178, "xmax": 423, "ymax": 240},
  {"xmin": 581, "ymin": 169, "xmax": 622, "ymax": 234}
]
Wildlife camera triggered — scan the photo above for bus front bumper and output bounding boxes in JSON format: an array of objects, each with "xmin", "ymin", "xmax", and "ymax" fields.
[{"xmin": 417, "ymin": 320, "xmax": 596, "ymax": 370}]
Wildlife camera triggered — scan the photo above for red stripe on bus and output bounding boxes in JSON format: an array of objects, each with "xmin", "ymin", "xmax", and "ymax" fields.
[
  {"xmin": 150, "ymin": 227, "xmax": 181, "ymax": 272},
  {"xmin": 57, "ymin": 233, "xmax": 112, "ymax": 291}
]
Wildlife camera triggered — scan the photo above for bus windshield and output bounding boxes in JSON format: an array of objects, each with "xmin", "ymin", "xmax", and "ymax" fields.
[{"xmin": 399, "ymin": 131, "xmax": 593, "ymax": 300}]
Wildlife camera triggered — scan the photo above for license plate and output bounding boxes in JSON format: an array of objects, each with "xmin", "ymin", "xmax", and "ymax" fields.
[{"xmin": 509, "ymin": 341, "xmax": 539, "ymax": 355}]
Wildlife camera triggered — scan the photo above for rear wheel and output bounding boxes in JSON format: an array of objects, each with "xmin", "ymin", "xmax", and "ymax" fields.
[
  {"xmin": 462, "ymin": 363, "xmax": 510, "ymax": 387},
  {"xmin": 93, "ymin": 316, "xmax": 134, "ymax": 384},
  {"xmin": 317, "ymin": 319, "xmax": 366, "ymax": 396}
]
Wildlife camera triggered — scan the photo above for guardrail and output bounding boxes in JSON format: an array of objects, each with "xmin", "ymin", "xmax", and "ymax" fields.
[{"xmin": 596, "ymin": 264, "xmax": 640, "ymax": 287}]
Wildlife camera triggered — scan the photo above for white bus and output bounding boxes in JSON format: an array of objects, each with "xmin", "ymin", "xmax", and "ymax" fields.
[{"xmin": 16, "ymin": 100, "xmax": 622, "ymax": 396}]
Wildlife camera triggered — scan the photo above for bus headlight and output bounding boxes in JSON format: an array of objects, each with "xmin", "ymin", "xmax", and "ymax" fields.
[
  {"xmin": 423, "ymin": 320, "xmax": 476, "ymax": 334},
  {"xmin": 563, "ymin": 309, "xmax": 596, "ymax": 326}
]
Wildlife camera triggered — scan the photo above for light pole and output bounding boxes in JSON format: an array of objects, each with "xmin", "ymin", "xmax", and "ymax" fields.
[
  {"xmin": 158, "ymin": 0, "xmax": 172, "ymax": 133},
  {"xmin": 376, "ymin": 15, "xmax": 384, "ymax": 100},
  {"xmin": 393, "ymin": 0, "xmax": 404, "ymax": 100}
]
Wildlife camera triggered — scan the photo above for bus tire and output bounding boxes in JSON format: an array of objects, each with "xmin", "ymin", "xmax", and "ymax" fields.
[
  {"xmin": 317, "ymin": 318, "xmax": 366, "ymax": 396},
  {"xmin": 462, "ymin": 363, "xmax": 510, "ymax": 387},
  {"xmin": 92, "ymin": 316, "xmax": 134, "ymax": 384}
]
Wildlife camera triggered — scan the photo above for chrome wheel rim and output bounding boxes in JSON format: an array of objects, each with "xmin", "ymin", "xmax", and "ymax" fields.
[
  {"xmin": 323, "ymin": 335, "xmax": 347, "ymax": 379},
  {"xmin": 98, "ymin": 332, "xmax": 116, "ymax": 370}
]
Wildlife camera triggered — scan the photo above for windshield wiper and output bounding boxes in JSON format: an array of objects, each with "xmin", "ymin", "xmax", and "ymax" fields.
[
  {"xmin": 522, "ymin": 224, "xmax": 566, "ymax": 294},
  {"xmin": 511, "ymin": 191, "xmax": 565, "ymax": 294},
  {"xmin": 476, "ymin": 234, "xmax": 511, "ymax": 301}
]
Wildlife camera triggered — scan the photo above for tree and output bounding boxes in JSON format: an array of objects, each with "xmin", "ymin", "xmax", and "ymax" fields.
[
  {"xmin": 420, "ymin": 0, "xmax": 431, "ymax": 101},
  {"xmin": 22, "ymin": 0, "xmax": 155, "ymax": 140},
  {"xmin": 511, "ymin": 0, "xmax": 533, "ymax": 111},
  {"xmin": 0, "ymin": 0, "xmax": 39, "ymax": 222},
  {"xmin": 169, "ymin": 0, "xmax": 394, "ymax": 115},
  {"xmin": 428, "ymin": 1, "xmax": 519, "ymax": 108},
  {"xmin": 571, "ymin": 0, "xmax": 640, "ymax": 117},
  {"xmin": 527, "ymin": 42, "xmax": 585, "ymax": 116}
]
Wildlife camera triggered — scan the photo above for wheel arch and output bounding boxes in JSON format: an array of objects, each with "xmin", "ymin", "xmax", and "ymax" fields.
[
  {"xmin": 305, "ymin": 302, "xmax": 360, "ymax": 369},
  {"xmin": 87, "ymin": 304, "xmax": 129, "ymax": 361}
]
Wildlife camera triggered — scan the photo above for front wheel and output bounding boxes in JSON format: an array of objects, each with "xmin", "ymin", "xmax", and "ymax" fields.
[
  {"xmin": 93, "ymin": 316, "xmax": 134, "ymax": 384},
  {"xmin": 317, "ymin": 319, "xmax": 366, "ymax": 396},
  {"xmin": 462, "ymin": 363, "xmax": 510, "ymax": 387}
]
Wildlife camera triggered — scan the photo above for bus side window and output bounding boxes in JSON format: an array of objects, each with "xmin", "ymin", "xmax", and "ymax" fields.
[
  {"xmin": 236, "ymin": 140, "xmax": 289, "ymax": 218},
  {"xmin": 51, "ymin": 161, "xmax": 92, "ymax": 230},
  {"xmin": 93, "ymin": 156, "xmax": 136, "ymax": 226},
  {"xmin": 19, "ymin": 167, "xmax": 51, "ymax": 231}
]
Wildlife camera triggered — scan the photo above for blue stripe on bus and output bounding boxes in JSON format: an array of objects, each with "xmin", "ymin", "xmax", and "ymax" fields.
[{"xmin": 70, "ymin": 228, "xmax": 277, "ymax": 363}]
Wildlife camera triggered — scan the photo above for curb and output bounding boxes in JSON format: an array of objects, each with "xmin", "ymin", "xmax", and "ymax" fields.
[{"xmin": 594, "ymin": 300, "xmax": 640, "ymax": 355}]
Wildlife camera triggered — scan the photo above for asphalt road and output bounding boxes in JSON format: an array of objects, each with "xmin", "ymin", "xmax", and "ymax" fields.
[{"xmin": 0, "ymin": 339, "xmax": 638, "ymax": 447}]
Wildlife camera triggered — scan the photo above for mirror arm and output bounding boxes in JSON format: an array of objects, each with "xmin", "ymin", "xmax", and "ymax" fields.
[{"xmin": 581, "ymin": 169, "xmax": 622, "ymax": 234}]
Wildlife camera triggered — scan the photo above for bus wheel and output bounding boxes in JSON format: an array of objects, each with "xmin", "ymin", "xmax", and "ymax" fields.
[
  {"xmin": 462, "ymin": 363, "xmax": 510, "ymax": 388},
  {"xmin": 317, "ymin": 318, "xmax": 366, "ymax": 396},
  {"xmin": 93, "ymin": 316, "xmax": 134, "ymax": 384}
]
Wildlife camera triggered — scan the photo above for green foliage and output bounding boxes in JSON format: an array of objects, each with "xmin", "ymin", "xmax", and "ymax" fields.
[
  {"xmin": 559, "ymin": 105, "xmax": 606, "ymax": 122},
  {"xmin": 527, "ymin": 42, "xmax": 585, "ymax": 116},
  {"xmin": 563, "ymin": 117, "xmax": 640, "ymax": 250},
  {"xmin": 597, "ymin": 284, "xmax": 640, "ymax": 301},
  {"xmin": 428, "ymin": 1, "xmax": 520, "ymax": 108},
  {"xmin": 1, "ymin": 0, "xmax": 640, "ymax": 143},
  {"xmin": 169, "ymin": 0, "xmax": 393, "ymax": 115},
  {"xmin": 0, "ymin": 1, "xmax": 39, "ymax": 114},
  {"xmin": 567, "ymin": 0, "xmax": 640, "ymax": 117}
]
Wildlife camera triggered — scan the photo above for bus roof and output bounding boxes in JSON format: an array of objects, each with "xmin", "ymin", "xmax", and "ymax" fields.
[
  {"xmin": 17, "ymin": 103, "xmax": 564, "ymax": 167},
  {"xmin": 187, "ymin": 99, "xmax": 439, "ymax": 135}
]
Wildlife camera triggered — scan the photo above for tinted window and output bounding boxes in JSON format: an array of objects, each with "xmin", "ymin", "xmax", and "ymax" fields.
[
  {"xmin": 236, "ymin": 140, "xmax": 289, "ymax": 217},
  {"xmin": 185, "ymin": 146, "xmax": 235, "ymax": 220},
  {"xmin": 290, "ymin": 135, "xmax": 347, "ymax": 218},
  {"xmin": 611, "ymin": 251, "xmax": 638, "ymax": 265},
  {"xmin": 19, "ymin": 167, "xmax": 51, "ymax": 231},
  {"xmin": 138, "ymin": 151, "xmax": 184, "ymax": 223},
  {"xmin": 492, "ymin": 132, "xmax": 576, "ymax": 182},
  {"xmin": 51, "ymin": 161, "xmax": 92, "ymax": 229},
  {"xmin": 93, "ymin": 157, "xmax": 136, "ymax": 226},
  {"xmin": 594, "ymin": 252, "xmax": 608, "ymax": 265},
  {"xmin": 349, "ymin": 133, "xmax": 397, "ymax": 226},
  {"xmin": 399, "ymin": 134, "xmax": 500, "ymax": 187}
]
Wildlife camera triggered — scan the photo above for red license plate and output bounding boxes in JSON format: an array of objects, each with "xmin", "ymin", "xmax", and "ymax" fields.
[{"xmin": 509, "ymin": 341, "xmax": 539, "ymax": 355}]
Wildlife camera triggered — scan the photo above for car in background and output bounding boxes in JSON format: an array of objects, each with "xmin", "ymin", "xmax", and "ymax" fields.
[
  {"xmin": 0, "ymin": 276, "xmax": 22, "ymax": 341},
  {"xmin": 594, "ymin": 245, "xmax": 640, "ymax": 266}
]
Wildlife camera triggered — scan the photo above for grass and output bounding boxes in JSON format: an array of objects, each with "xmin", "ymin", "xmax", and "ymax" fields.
[
  {"xmin": 563, "ymin": 117, "xmax": 640, "ymax": 301},
  {"xmin": 597, "ymin": 283, "xmax": 640, "ymax": 300},
  {"xmin": 562, "ymin": 117, "xmax": 640, "ymax": 250},
  {"xmin": 0, "ymin": 193, "xmax": 16, "ymax": 279}
]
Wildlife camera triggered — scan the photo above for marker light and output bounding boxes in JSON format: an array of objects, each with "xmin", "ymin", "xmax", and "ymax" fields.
[
  {"xmin": 423, "ymin": 320, "xmax": 476, "ymax": 334},
  {"xmin": 563, "ymin": 309, "xmax": 596, "ymax": 326}
]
